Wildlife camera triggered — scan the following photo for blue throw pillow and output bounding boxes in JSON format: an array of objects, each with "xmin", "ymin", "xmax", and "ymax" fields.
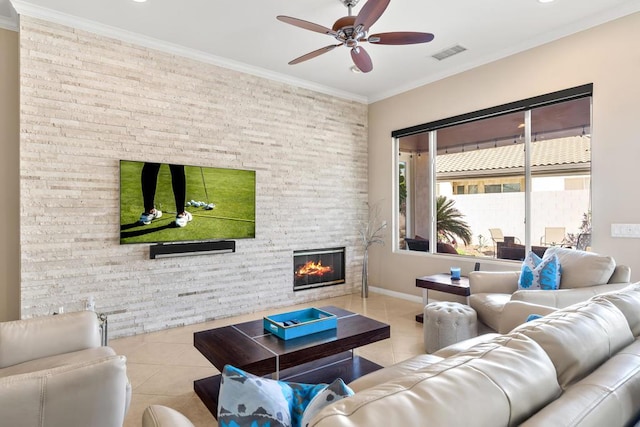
[
  {"xmin": 525, "ymin": 314, "xmax": 543, "ymax": 322},
  {"xmin": 217, "ymin": 365, "xmax": 350, "ymax": 427},
  {"xmin": 518, "ymin": 251, "xmax": 561, "ymax": 290}
]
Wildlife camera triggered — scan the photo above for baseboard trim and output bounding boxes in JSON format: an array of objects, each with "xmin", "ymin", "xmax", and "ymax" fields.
[{"xmin": 368, "ymin": 286, "xmax": 422, "ymax": 304}]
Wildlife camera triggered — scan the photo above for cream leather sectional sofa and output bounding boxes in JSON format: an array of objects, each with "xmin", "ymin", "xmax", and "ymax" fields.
[
  {"xmin": 310, "ymin": 282, "xmax": 640, "ymax": 426},
  {"xmin": 144, "ymin": 282, "xmax": 640, "ymax": 427},
  {"xmin": 0, "ymin": 311, "xmax": 131, "ymax": 427}
]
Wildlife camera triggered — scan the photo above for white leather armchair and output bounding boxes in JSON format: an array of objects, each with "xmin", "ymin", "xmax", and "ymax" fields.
[
  {"xmin": 0, "ymin": 311, "xmax": 131, "ymax": 427},
  {"xmin": 469, "ymin": 247, "xmax": 631, "ymax": 332}
]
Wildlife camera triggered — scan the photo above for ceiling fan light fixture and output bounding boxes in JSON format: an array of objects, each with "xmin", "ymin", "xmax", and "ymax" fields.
[
  {"xmin": 278, "ymin": 0, "xmax": 433, "ymax": 72},
  {"xmin": 340, "ymin": 0, "xmax": 361, "ymax": 8},
  {"xmin": 350, "ymin": 65, "xmax": 362, "ymax": 73}
]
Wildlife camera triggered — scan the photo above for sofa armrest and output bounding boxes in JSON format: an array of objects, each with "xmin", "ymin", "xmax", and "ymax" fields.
[
  {"xmin": 510, "ymin": 283, "xmax": 631, "ymax": 309},
  {"xmin": 609, "ymin": 265, "xmax": 631, "ymax": 284},
  {"xmin": 0, "ymin": 355, "xmax": 129, "ymax": 427},
  {"xmin": 468, "ymin": 271, "xmax": 520, "ymax": 294},
  {"xmin": 0, "ymin": 311, "xmax": 102, "ymax": 368},
  {"xmin": 142, "ymin": 405, "xmax": 196, "ymax": 427},
  {"xmin": 497, "ymin": 301, "xmax": 558, "ymax": 334}
]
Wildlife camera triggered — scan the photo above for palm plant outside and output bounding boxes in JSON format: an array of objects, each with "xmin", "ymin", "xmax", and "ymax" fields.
[{"xmin": 437, "ymin": 195, "xmax": 472, "ymax": 246}]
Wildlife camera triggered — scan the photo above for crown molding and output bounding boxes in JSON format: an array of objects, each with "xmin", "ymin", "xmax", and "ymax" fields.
[
  {"xmin": 0, "ymin": 1, "xmax": 18, "ymax": 31},
  {"xmin": 10, "ymin": 0, "xmax": 368, "ymax": 104},
  {"xmin": 0, "ymin": 15, "xmax": 18, "ymax": 31}
]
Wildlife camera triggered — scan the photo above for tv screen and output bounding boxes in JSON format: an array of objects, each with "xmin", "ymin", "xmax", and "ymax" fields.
[{"xmin": 119, "ymin": 160, "xmax": 256, "ymax": 244}]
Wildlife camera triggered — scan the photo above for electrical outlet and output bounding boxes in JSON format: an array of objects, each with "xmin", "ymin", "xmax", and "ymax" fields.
[{"xmin": 611, "ymin": 223, "xmax": 640, "ymax": 238}]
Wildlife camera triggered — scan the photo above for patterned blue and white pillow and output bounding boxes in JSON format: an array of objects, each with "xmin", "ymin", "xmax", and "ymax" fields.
[
  {"xmin": 518, "ymin": 251, "xmax": 561, "ymax": 290},
  {"xmin": 217, "ymin": 365, "xmax": 351, "ymax": 427},
  {"xmin": 301, "ymin": 378, "xmax": 354, "ymax": 427}
]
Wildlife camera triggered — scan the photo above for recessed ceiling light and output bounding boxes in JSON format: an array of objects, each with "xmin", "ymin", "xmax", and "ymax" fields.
[
  {"xmin": 538, "ymin": 0, "xmax": 555, "ymax": 3},
  {"xmin": 133, "ymin": 0, "xmax": 147, "ymax": 3},
  {"xmin": 350, "ymin": 65, "xmax": 362, "ymax": 74}
]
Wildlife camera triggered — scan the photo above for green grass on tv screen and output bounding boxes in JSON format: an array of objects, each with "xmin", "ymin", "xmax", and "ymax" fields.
[{"xmin": 120, "ymin": 161, "xmax": 256, "ymax": 244}]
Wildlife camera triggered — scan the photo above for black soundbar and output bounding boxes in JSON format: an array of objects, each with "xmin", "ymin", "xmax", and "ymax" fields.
[{"xmin": 149, "ymin": 241, "xmax": 236, "ymax": 259}]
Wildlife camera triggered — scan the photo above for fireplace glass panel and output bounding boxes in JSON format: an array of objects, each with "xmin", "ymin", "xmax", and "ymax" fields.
[{"xmin": 293, "ymin": 247, "xmax": 345, "ymax": 291}]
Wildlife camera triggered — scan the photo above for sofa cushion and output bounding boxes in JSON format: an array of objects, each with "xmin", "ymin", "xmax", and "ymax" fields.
[
  {"xmin": 433, "ymin": 333, "xmax": 502, "ymax": 358},
  {"xmin": 497, "ymin": 301, "xmax": 558, "ymax": 335},
  {"xmin": 512, "ymin": 298, "xmax": 633, "ymax": 388},
  {"xmin": 522, "ymin": 338, "xmax": 640, "ymax": 427},
  {"xmin": 0, "ymin": 346, "xmax": 116, "ymax": 378},
  {"xmin": 310, "ymin": 335, "xmax": 560, "ymax": 427},
  {"xmin": 348, "ymin": 353, "xmax": 443, "ymax": 392},
  {"xmin": 0, "ymin": 355, "xmax": 128, "ymax": 427},
  {"xmin": 544, "ymin": 247, "xmax": 616, "ymax": 289},
  {"xmin": 593, "ymin": 282, "xmax": 640, "ymax": 336},
  {"xmin": 0, "ymin": 311, "xmax": 102, "ymax": 369},
  {"xmin": 518, "ymin": 252, "xmax": 561, "ymax": 290},
  {"xmin": 469, "ymin": 293, "xmax": 511, "ymax": 332}
]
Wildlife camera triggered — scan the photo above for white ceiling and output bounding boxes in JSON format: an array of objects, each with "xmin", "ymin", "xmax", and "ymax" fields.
[{"xmin": 3, "ymin": 0, "xmax": 640, "ymax": 103}]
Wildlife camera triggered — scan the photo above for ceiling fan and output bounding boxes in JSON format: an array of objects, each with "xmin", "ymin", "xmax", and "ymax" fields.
[{"xmin": 276, "ymin": 0, "xmax": 434, "ymax": 73}]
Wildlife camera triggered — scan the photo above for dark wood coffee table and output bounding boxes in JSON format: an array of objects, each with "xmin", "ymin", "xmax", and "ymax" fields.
[{"xmin": 193, "ymin": 306, "xmax": 390, "ymax": 418}]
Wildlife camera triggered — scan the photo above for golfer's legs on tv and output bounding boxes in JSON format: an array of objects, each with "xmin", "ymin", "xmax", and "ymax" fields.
[{"xmin": 140, "ymin": 162, "xmax": 191, "ymax": 227}]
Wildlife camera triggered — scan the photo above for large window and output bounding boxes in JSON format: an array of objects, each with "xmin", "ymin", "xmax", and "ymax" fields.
[{"xmin": 395, "ymin": 85, "xmax": 592, "ymax": 260}]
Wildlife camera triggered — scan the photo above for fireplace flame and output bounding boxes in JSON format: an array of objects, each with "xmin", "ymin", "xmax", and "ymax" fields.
[{"xmin": 296, "ymin": 260, "xmax": 333, "ymax": 278}]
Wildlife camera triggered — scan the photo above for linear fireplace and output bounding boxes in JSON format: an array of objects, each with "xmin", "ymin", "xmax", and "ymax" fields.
[{"xmin": 293, "ymin": 247, "xmax": 346, "ymax": 291}]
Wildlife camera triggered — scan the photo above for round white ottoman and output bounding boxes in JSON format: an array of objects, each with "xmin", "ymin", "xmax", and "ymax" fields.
[{"xmin": 423, "ymin": 301, "xmax": 478, "ymax": 353}]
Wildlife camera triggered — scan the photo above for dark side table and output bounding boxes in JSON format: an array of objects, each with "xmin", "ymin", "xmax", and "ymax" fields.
[{"xmin": 415, "ymin": 273, "xmax": 470, "ymax": 323}]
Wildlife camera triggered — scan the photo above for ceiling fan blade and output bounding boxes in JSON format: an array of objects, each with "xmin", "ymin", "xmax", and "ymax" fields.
[
  {"xmin": 277, "ymin": 15, "xmax": 335, "ymax": 36},
  {"xmin": 351, "ymin": 46, "xmax": 373, "ymax": 73},
  {"xmin": 368, "ymin": 31, "xmax": 435, "ymax": 45},
  {"xmin": 289, "ymin": 44, "xmax": 341, "ymax": 65},
  {"xmin": 354, "ymin": 0, "xmax": 390, "ymax": 31}
]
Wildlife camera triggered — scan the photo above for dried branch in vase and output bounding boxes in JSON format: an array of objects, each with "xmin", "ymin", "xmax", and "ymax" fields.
[{"xmin": 360, "ymin": 203, "xmax": 387, "ymax": 249}]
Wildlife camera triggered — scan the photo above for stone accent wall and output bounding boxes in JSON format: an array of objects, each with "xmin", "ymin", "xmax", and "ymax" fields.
[{"xmin": 19, "ymin": 17, "xmax": 368, "ymax": 337}]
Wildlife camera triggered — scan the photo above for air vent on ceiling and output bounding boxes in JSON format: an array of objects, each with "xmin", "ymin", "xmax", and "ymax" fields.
[{"xmin": 432, "ymin": 45, "xmax": 467, "ymax": 61}]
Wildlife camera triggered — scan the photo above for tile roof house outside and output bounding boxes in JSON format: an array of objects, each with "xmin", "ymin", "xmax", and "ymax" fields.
[{"xmin": 436, "ymin": 136, "xmax": 590, "ymax": 178}]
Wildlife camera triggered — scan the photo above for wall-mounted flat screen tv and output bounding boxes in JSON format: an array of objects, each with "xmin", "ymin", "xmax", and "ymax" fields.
[{"xmin": 120, "ymin": 160, "xmax": 256, "ymax": 244}]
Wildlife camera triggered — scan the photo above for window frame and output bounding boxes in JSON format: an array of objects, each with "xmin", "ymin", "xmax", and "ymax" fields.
[{"xmin": 392, "ymin": 84, "xmax": 593, "ymax": 257}]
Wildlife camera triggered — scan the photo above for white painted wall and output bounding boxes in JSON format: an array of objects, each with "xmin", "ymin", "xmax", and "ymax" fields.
[
  {"xmin": 0, "ymin": 27, "xmax": 20, "ymax": 321},
  {"xmin": 368, "ymin": 13, "xmax": 640, "ymax": 298}
]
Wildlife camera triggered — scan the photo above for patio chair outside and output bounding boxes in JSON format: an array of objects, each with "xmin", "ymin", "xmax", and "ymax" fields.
[
  {"xmin": 488, "ymin": 228, "xmax": 503, "ymax": 257},
  {"xmin": 489, "ymin": 228, "xmax": 504, "ymax": 244},
  {"xmin": 541, "ymin": 227, "xmax": 566, "ymax": 246}
]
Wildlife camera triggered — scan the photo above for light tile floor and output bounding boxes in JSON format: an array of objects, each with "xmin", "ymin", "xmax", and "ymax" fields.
[{"xmin": 110, "ymin": 292, "xmax": 424, "ymax": 427}]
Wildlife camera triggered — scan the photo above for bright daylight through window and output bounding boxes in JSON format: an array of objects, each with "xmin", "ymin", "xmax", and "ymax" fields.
[{"xmin": 394, "ymin": 85, "xmax": 592, "ymax": 261}]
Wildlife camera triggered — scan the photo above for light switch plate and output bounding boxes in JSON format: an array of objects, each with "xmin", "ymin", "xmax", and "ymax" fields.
[{"xmin": 611, "ymin": 224, "xmax": 640, "ymax": 238}]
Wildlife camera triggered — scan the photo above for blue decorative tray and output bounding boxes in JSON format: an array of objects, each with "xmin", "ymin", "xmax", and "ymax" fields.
[{"xmin": 263, "ymin": 307, "xmax": 337, "ymax": 340}]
